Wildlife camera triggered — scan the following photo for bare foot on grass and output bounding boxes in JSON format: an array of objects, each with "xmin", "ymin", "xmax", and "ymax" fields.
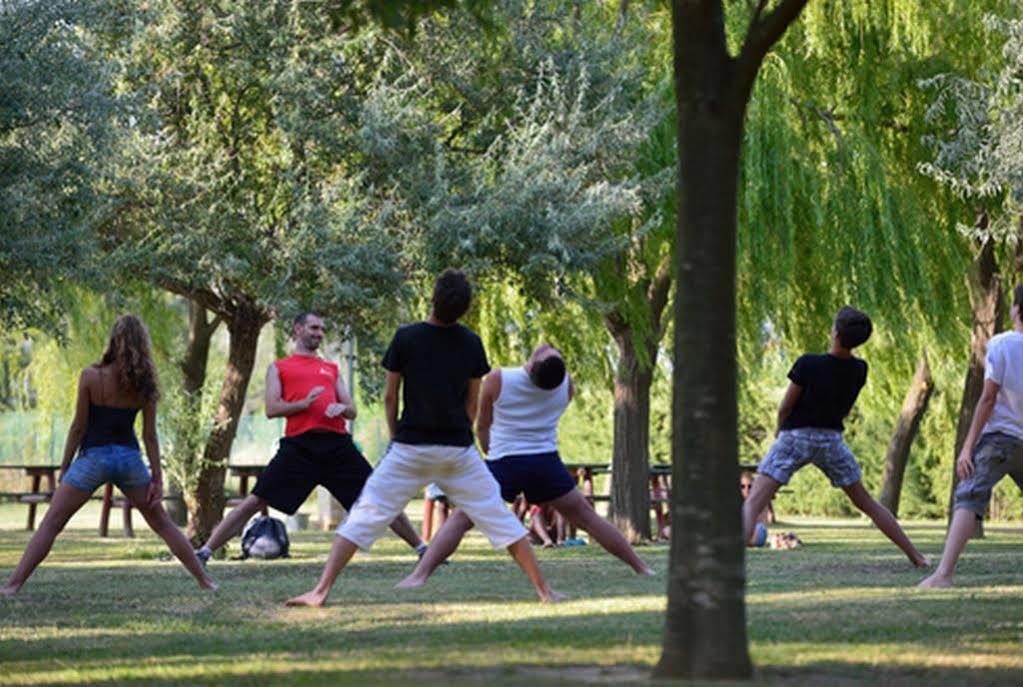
[
  {"xmin": 912, "ymin": 556, "xmax": 932, "ymax": 570},
  {"xmin": 541, "ymin": 589, "xmax": 569, "ymax": 603},
  {"xmin": 637, "ymin": 566, "xmax": 656, "ymax": 576},
  {"xmin": 286, "ymin": 590, "xmax": 328, "ymax": 607},
  {"xmin": 1, "ymin": 584, "xmax": 20, "ymax": 597},
  {"xmin": 199, "ymin": 578, "xmax": 219, "ymax": 592},
  {"xmin": 917, "ymin": 573, "xmax": 953, "ymax": 589},
  {"xmin": 395, "ymin": 575, "xmax": 426, "ymax": 590}
]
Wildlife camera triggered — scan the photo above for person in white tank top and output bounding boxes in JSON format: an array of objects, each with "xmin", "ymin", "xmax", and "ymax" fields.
[{"xmin": 399, "ymin": 344, "xmax": 654, "ymax": 588}]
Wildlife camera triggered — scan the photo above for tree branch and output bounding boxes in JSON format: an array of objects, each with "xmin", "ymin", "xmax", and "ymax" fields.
[
  {"xmin": 648, "ymin": 256, "xmax": 673, "ymax": 333},
  {"xmin": 735, "ymin": 0, "xmax": 810, "ymax": 99}
]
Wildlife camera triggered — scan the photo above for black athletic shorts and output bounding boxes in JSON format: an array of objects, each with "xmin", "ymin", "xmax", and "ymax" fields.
[
  {"xmin": 485, "ymin": 451, "xmax": 577, "ymax": 505},
  {"xmin": 251, "ymin": 431, "xmax": 373, "ymax": 515}
]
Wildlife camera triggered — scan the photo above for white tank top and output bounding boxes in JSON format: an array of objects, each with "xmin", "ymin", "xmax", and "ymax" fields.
[{"xmin": 487, "ymin": 367, "xmax": 570, "ymax": 460}]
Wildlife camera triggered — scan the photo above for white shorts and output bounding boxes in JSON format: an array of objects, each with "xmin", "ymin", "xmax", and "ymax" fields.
[{"xmin": 337, "ymin": 442, "xmax": 528, "ymax": 551}]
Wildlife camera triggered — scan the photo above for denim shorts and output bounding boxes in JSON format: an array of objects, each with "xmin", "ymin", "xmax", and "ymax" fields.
[
  {"xmin": 758, "ymin": 428, "xmax": 862, "ymax": 488},
  {"xmin": 63, "ymin": 444, "xmax": 151, "ymax": 494},
  {"xmin": 954, "ymin": 432, "xmax": 1023, "ymax": 517}
]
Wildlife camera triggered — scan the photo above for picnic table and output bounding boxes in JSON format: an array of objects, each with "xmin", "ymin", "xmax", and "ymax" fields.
[
  {"xmin": 0, "ymin": 465, "xmax": 135, "ymax": 535},
  {"xmin": 0, "ymin": 465, "xmax": 57, "ymax": 531},
  {"xmin": 226, "ymin": 464, "xmax": 269, "ymax": 515},
  {"xmin": 0, "ymin": 463, "xmax": 270, "ymax": 537}
]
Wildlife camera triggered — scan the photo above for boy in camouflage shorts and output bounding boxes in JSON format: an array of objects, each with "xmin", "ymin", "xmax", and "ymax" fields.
[
  {"xmin": 920, "ymin": 285, "xmax": 1023, "ymax": 588},
  {"xmin": 742, "ymin": 306, "xmax": 928, "ymax": 568}
]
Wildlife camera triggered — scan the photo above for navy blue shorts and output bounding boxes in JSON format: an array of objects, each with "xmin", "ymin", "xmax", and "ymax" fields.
[{"xmin": 485, "ymin": 451, "xmax": 577, "ymax": 504}]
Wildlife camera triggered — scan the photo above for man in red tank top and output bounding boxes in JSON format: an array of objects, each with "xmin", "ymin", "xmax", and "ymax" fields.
[{"xmin": 195, "ymin": 313, "xmax": 425, "ymax": 563}]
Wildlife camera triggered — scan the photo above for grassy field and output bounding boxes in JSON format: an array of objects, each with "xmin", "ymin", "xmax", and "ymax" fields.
[{"xmin": 1, "ymin": 502, "xmax": 1021, "ymax": 686}]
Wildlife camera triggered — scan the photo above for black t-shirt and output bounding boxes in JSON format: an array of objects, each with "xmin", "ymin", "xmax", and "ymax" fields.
[
  {"xmin": 781, "ymin": 353, "xmax": 868, "ymax": 432},
  {"xmin": 381, "ymin": 322, "xmax": 490, "ymax": 446}
]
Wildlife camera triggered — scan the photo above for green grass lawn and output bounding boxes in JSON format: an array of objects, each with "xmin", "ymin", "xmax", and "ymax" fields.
[{"xmin": 1, "ymin": 503, "xmax": 1021, "ymax": 686}]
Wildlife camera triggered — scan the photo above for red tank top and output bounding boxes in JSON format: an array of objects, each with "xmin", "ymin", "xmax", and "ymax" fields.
[{"xmin": 274, "ymin": 355, "xmax": 348, "ymax": 437}]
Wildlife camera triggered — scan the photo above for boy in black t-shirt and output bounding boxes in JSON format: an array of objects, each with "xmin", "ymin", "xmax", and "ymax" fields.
[
  {"xmin": 286, "ymin": 269, "xmax": 565, "ymax": 606},
  {"xmin": 742, "ymin": 307, "xmax": 928, "ymax": 568}
]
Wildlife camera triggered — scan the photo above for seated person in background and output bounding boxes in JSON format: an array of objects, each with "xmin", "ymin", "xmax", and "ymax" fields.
[
  {"xmin": 526, "ymin": 503, "xmax": 565, "ymax": 548},
  {"xmin": 742, "ymin": 471, "xmax": 803, "ymax": 550},
  {"xmin": 424, "ymin": 482, "xmax": 450, "ymax": 538}
]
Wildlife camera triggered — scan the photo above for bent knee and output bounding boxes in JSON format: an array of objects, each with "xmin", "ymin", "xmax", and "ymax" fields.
[{"xmin": 449, "ymin": 510, "xmax": 475, "ymax": 530}]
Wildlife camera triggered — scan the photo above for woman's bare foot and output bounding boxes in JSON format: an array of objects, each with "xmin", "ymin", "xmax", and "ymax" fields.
[
  {"xmin": 1, "ymin": 584, "xmax": 20, "ymax": 597},
  {"xmin": 198, "ymin": 577, "xmax": 218, "ymax": 591},
  {"xmin": 396, "ymin": 574, "xmax": 427, "ymax": 590},
  {"xmin": 917, "ymin": 572, "xmax": 954, "ymax": 589},
  {"xmin": 637, "ymin": 565, "xmax": 656, "ymax": 576},
  {"xmin": 912, "ymin": 555, "xmax": 932, "ymax": 569},
  {"xmin": 286, "ymin": 590, "xmax": 328, "ymax": 607},
  {"xmin": 541, "ymin": 588, "xmax": 569, "ymax": 603}
]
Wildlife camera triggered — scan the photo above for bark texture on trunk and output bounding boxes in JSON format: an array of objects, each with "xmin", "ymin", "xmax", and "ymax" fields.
[
  {"xmin": 878, "ymin": 352, "xmax": 934, "ymax": 517},
  {"xmin": 187, "ymin": 306, "xmax": 266, "ymax": 543},
  {"xmin": 182, "ymin": 302, "xmax": 220, "ymax": 395},
  {"xmin": 658, "ymin": 0, "xmax": 809, "ymax": 679},
  {"xmin": 605, "ymin": 258, "xmax": 671, "ymax": 544},
  {"xmin": 609, "ymin": 329, "xmax": 654, "ymax": 543},
  {"xmin": 948, "ymin": 234, "xmax": 1003, "ymax": 538},
  {"xmin": 659, "ymin": 6, "xmax": 749, "ymax": 680},
  {"xmin": 167, "ymin": 303, "xmax": 221, "ymax": 527}
]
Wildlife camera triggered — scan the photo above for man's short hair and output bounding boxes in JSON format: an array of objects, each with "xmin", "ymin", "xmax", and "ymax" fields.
[
  {"xmin": 529, "ymin": 356, "xmax": 566, "ymax": 390},
  {"xmin": 293, "ymin": 311, "xmax": 322, "ymax": 329},
  {"xmin": 835, "ymin": 306, "xmax": 872, "ymax": 349},
  {"xmin": 1014, "ymin": 284, "xmax": 1023, "ymax": 310},
  {"xmin": 432, "ymin": 269, "xmax": 472, "ymax": 324}
]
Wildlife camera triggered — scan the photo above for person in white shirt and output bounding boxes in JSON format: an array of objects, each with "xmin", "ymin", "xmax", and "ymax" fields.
[
  {"xmin": 920, "ymin": 284, "xmax": 1023, "ymax": 588},
  {"xmin": 398, "ymin": 343, "xmax": 653, "ymax": 589}
]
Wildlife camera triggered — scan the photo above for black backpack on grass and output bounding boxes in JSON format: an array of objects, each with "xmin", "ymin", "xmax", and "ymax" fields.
[{"xmin": 240, "ymin": 515, "xmax": 290, "ymax": 560}]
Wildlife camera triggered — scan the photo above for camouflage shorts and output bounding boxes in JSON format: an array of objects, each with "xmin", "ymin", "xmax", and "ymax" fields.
[
  {"xmin": 954, "ymin": 432, "xmax": 1023, "ymax": 517},
  {"xmin": 758, "ymin": 428, "xmax": 862, "ymax": 488}
]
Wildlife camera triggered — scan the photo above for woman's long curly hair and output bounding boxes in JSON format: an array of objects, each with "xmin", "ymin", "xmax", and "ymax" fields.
[{"xmin": 99, "ymin": 315, "xmax": 160, "ymax": 403}]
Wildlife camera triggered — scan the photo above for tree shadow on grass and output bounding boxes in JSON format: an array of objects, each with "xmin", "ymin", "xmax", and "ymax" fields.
[{"xmin": 12, "ymin": 659, "xmax": 1023, "ymax": 687}]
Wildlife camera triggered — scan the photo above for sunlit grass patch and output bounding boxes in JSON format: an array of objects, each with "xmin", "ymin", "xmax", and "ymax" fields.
[{"xmin": 1, "ymin": 507, "xmax": 1021, "ymax": 685}]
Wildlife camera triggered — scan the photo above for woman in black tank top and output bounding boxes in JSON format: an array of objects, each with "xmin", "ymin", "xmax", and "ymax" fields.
[{"xmin": 3, "ymin": 315, "xmax": 216, "ymax": 595}]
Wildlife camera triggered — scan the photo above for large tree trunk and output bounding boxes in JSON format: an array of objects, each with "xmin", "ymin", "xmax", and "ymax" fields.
[
  {"xmin": 658, "ymin": 8, "xmax": 750, "ymax": 681},
  {"xmin": 658, "ymin": 0, "xmax": 808, "ymax": 679},
  {"xmin": 182, "ymin": 302, "xmax": 219, "ymax": 395},
  {"xmin": 166, "ymin": 303, "xmax": 220, "ymax": 526},
  {"xmin": 608, "ymin": 328, "xmax": 653, "ymax": 543},
  {"xmin": 187, "ymin": 306, "xmax": 266, "ymax": 543},
  {"xmin": 878, "ymin": 352, "xmax": 934, "ymax": 517},
  {"xmin": 948, "ymin": 233, "xmax": 1003, "ymax": 537}
]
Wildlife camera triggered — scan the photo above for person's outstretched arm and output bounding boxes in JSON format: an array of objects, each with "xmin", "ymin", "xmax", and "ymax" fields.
[
  {"xmin": 774, "ymin": 382, "xmax": 802, "ymax": 436},
  {"xmin": 475, "ymin": 370, "xmax": 502, "ymax": 455},
  {"xmin": 141, "ymin": 399, "xmax": 163, "ymax": 506},
  {"xmin": 265, "ymin": 363, "xmax": 323, "ymax": 418},
  {"xmin": 59, "ymin": 369, "xmax": 92, "ymax": 480},
  {"xmin": 957, "ymin": 379, "xmax": 1000, "ymax": 479},
  {"xmin": 384, "ymin": 371, "xmax": 402, "ymax": 438}
]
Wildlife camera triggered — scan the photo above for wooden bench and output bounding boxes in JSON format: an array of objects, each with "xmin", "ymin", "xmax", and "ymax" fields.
[
  {"xmin": 0, "ymin": 466, "xmax": 57, "ymax": 531},
  {"xmin": 0, "ymin": 463, "xmax": 266, "ymax": 537}
]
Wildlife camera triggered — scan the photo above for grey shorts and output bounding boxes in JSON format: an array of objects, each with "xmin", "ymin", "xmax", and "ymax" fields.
[
  {"xmin": 758, "ymin": 428, "xmax": 862, "ymax": 488},
  {"xmin": 954, "ymin": 432, "xmax": 1023, "ymax": 517}
]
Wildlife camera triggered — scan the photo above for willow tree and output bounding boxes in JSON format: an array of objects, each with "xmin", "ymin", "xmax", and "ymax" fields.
[
  {"xmin": 918, "ymin": 11, "xmax": 1023, "ymax": 522},
  {"xmin": 729, "ymin": 1, "xmax": 1012, "ymax": 521}
]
